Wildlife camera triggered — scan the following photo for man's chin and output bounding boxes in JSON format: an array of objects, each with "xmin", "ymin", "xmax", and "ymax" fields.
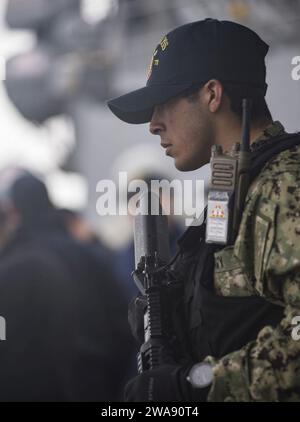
[{"xmin": 174, "ymin": 159, "xmax": 206, "ymax": 172}]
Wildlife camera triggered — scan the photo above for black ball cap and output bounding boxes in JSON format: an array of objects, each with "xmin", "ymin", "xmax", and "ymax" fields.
[{"xmin": 107, "ymin": 18, "xmax": 269, "ymax": 124}]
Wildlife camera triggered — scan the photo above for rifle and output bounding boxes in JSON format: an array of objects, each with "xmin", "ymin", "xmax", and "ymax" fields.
[{"xmin": 132, "ymin": 190, "xmax": 186, "ymax": 373}]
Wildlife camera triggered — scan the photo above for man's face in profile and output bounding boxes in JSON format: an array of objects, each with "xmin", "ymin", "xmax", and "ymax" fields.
[{"xmin": 149, "ymin": 89, "xmax": 214, "ymax": 172}]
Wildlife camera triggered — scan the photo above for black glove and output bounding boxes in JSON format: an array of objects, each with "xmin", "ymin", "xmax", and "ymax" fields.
[
  {"xmin": 124, "ymin": 364, "xmax": 209, "ymax": 402},
  {"xmin": 128, "ymin": 294, "xmax": 147, "ymax": 344}
]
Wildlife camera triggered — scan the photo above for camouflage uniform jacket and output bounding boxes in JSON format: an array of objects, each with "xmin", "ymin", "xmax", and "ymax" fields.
[{"xmin": 204, "ymin": 121, "xmax": 300, "ymax": 402}]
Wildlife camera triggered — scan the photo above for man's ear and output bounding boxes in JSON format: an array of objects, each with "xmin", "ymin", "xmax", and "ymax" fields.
[{"xmin": 203, "ymin": 79, "xmax": 223, "ymax": 113}]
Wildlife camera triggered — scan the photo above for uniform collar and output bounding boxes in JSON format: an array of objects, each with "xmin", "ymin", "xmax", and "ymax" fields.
[{"xmin": 250, "ymin": 121, "xmax": 285, "ymax": 151}]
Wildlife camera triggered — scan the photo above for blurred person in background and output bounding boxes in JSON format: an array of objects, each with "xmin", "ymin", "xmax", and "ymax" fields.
[
  {"xmin": 0, "ymin": 168, "xmax": 134, "ymax": 401},
  {"xmin": 56, "ymin": 208, "xmax": 114, "ymax": 263},
  {"xmin": 57, "ymin": 208, "xmax": 101, "ymax": 245}
]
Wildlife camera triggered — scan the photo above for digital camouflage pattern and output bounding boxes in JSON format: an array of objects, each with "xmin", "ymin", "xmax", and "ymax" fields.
[{"xmin": 204, "ymin": 121, "xmax": 300, "ymax": 401}]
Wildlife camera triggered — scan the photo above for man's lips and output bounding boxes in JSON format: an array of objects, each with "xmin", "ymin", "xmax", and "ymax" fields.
[{"xmin": 161, "ymin": 143, "xmax": 173, "ymax": 155}]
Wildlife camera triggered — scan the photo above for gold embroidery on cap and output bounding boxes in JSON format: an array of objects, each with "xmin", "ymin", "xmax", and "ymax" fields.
[
  {"xmin": 147, "ymin": 49, "xmax": 158, "ymax": 80},
  {"xmin": 160, "ymin": 36, "xmax": 169, "ymax": 51}
]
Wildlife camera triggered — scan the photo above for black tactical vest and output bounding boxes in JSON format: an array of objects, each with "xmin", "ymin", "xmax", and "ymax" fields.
[{"xmin": 172, "ymin": 133, "xmax": 300, "ymax": 362}]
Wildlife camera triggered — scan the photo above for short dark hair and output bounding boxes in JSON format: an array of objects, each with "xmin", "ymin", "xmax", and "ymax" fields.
[
  {"xmin": 180, "ymin": 80, "xmax": 272, "ymax": 124},
  {"xmin": 221, "ymin": 82, "xmax": 272, "ymax": 123}
]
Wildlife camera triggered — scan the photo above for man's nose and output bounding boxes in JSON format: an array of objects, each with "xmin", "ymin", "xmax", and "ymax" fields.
[{"xmin": 149, "ymin": 108, "xmax": 164, "ymax": 135}]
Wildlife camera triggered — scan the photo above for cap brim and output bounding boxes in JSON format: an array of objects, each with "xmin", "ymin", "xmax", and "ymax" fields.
[{"xmin": 107, "ymin": 83, "xmax": 192, "ymax": 124}]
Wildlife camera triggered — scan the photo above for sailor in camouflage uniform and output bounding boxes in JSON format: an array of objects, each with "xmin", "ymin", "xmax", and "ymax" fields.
[
  {"xmin": 204, "ymin": 120, "xmax": 300, "ymax": 402},
  {"xmin": 107, "ymin": 19, "xmax": 300, "ymax": 402}
]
